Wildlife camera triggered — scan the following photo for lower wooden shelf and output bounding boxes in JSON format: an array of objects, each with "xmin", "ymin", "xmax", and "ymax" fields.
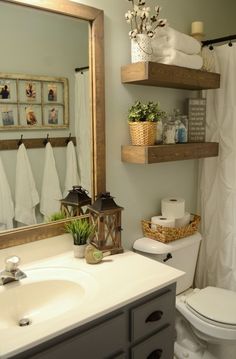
[{"xmin": 121, "ymin": 142, "xmax": 219, "ymax": 164}]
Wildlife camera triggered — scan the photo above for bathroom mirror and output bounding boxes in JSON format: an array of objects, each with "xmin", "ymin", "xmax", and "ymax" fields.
[{"xmin": 0, "ymin": 0, "xmax": 105, "ymax": 249}]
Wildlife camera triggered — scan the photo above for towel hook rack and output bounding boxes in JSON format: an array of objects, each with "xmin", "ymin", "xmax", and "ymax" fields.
[
  {"xmin": 65, "ymin": 133, "xmax": 72, "ymax": 144},
  {"xmin": 17, "ymin": 134, "xmax": 24, "ymax": 147},
  {"xmin": 43, "ymin": 134, "xmax": 50, "ymax": 146}
]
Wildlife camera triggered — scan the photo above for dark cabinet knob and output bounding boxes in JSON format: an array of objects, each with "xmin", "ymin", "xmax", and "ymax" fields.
[
  {"xmin": 147, "ymin": 349, "xmax": 163, "ymax": 359},
  {"xmin": 145, "ymin": 310, "xmax": 163, "ymax": 323}
]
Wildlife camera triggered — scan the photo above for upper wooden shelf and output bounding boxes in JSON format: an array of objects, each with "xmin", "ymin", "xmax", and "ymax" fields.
[
  {"xmin": 121, "ymin": 142, "xmax": 219, "ymax": 164},
  {"xmin": 121, "ymin": 62, "xmax": 220, "ymax": 90}
]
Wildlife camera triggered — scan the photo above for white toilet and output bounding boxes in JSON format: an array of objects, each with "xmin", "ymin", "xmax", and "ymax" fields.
[{"xmin": 133, "ymin": 233, "xmax": 236, "ymax": 359}]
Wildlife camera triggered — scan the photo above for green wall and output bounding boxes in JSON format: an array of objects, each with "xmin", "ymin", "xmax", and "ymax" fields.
[{"xmin": 78, "ymin": 0, "xmax": 236, "ymax": 249}]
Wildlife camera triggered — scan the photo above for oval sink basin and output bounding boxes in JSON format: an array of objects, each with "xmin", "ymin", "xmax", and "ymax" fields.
[{"xmin": 0, "ymin": 267, "xmax": 97, "ymax": 329}]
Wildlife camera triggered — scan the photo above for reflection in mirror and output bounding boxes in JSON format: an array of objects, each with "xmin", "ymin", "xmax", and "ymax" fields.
[
  {"xmin": 0, "ymin": 0, "xmax": 105, "ymax": 248},
  {"xmin": 0, "ymin": 2, "xmax": 92, "ymax": 231}
]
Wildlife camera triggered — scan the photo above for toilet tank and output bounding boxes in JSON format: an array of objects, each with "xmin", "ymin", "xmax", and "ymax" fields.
[{"xmin": 133, "ymin": 232, "xmax": 202, "ymax": 294}]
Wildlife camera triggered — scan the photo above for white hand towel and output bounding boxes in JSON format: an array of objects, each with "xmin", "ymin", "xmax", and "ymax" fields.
[
  {"xmin": 0, "ymin": 156, "xmax": 14, "ymax": 229},
  {"xmin": 152, "ymin": 49, "xmax": 203, "ymax": 70},
  {"xmin": 63, "ymin": 141, "xmax": 80, "ymax": 198},
  {"xmin": 154, "ymin": 26, "xmax": 201, "ymax": 55},
  {"xmin": 15, "ymin": 143, "xmax": 39, "ymax": 226},
  {"xmin": 40, "ymin": 142, "xmax": 62, "ymax": 220}
]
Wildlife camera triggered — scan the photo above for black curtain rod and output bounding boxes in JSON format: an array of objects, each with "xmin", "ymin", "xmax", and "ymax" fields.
[
  {"xmin": 202, "ymin": 34, "xmax": 236, "ymax": 47},
  {"xmin": 75, "ymin": 66, "xmax": 89, "ymax": 72}
]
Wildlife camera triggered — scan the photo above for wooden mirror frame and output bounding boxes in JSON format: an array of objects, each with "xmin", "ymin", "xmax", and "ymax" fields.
[{"xmin": 0, "ymin": 0, "xmax": 106, "ymax": 250}]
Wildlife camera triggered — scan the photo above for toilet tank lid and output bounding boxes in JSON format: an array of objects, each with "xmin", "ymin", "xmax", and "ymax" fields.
[{"xmin": 133, "ymin": 232, "xmax": 202, "ymax": 254}]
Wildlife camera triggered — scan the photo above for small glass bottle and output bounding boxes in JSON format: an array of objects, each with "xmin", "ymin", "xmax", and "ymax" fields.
[
  {"xmin": 172, "ymin": 109, "xmax": 182, "ymax": 143},
  {"xmin": 178, "ymin": 115, "xmax": 188, "ymax": 143},
  {"xmin": 163, "ymin": 118, "xmax": 176, "ymax": 144}
]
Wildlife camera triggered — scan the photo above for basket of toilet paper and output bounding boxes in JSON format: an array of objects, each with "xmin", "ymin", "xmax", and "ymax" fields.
[{"xmin": 141, "ymin": 197, "xmax": 201, "ymax": 243}]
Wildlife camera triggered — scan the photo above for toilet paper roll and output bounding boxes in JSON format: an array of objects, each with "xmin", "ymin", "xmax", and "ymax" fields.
[
  {"xmin": 151, "ymin": 215, "xmax": 175, "ymax": 230},
  {"xmin": 161, "ymin": 197, "xmax": 185, "ymax": 218},
  {"xmin": 175, "ymin": 212, "xmax": 191, "ymax": 228}
]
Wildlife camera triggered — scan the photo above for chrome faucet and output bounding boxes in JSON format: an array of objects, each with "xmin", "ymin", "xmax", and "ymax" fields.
[{"xmin": 0, "ymin": 256, "xmax": 27, "ymax": 285}]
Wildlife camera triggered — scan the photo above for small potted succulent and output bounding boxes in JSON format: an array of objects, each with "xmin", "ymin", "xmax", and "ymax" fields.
[
  {"xmin": 65, "ymin": 218, "xmax": 95, "ymax": 258},
  {"xmin": 128, "ymin": 100, "xmax": 167, "ymax": 145}
]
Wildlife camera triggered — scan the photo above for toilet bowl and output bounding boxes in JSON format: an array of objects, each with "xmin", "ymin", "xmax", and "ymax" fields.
[
  {"xmin": 133, "ymin": 234, "xmax": 236, "ymax": 359},
  {"xmin": 177, "ymin": 287, "xmax": 236, "ymax": 342}
]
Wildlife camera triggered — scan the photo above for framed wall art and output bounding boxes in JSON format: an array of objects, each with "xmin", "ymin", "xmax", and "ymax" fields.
[{"xmin": 0, "ymin": 73, "xmax": 69, "ymax": 130}]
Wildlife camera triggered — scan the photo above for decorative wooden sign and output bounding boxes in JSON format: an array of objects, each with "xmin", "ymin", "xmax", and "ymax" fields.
[{"xmin": 187, "ymin": 98, "xmax": 206, "ymax": 142}]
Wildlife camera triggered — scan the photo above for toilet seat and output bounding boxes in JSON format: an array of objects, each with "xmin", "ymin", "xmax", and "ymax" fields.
[
  {"xmin": 186, "ymin": 286, "xmax": 236, "ymax": 328},
  {"xmin": 176, "ymin": 288, "xmax": 236, "ymax": 341}
]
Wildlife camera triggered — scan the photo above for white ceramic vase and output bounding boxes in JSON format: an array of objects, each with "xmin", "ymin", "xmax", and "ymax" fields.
[
  {"xmin": 131, "ymin": 34, "xmax": 152, "ymax": 63},
  {"xmin": 73, "ymin": 244, "xmax": 87, "ymax": 258}
]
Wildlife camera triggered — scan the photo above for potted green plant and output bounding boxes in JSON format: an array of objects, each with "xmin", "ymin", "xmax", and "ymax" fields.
[
  {"xmin": 65, "ymin": 218, "xmax": 95, "ymax": 258},
  {"xmin": 47, "ymin": 211, "xmax": 67, "ymax": 222},
  {"xmin": 128, "ymin": 100, "xmax": 167, "ymax": 145}
]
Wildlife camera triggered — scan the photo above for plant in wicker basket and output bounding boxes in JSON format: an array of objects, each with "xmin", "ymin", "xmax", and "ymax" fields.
[{"xmin": 128, "ymin": 100, "xmax": 167, "ymax": 145}]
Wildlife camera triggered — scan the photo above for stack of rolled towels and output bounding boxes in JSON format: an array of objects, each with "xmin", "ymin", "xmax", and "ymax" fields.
[
  {"xmin": 151, "ymin": 26, "xmax": 203, "ymax": 70},
  {"xmin": 151, "ymin": 197, "xmax": 191, "ymax": 229}
]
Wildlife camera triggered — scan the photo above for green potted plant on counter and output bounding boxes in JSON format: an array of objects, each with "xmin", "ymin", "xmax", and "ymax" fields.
[
  {"xmin": 128, "ymin": 100, "xmax": 167, "ymax": 145},
  {"xmin": 47, "ymin": 211, "xmax": 67, "ymax": 222},
  {"xmin": 65, "ymin": 218, "xmax": 95, "ymax": 258}
]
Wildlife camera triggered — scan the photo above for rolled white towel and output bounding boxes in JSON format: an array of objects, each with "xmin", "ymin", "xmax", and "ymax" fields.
[
  {"xmin": 154, "ymin": 26, "xmax": 201, "ymax": 55},
  {"xmin": 152, "ymin": 49, "xmax": 203, "ymax": 70}
]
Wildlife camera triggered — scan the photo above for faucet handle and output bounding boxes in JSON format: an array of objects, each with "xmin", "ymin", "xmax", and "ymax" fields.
[{"xmin": 5, "ymin": 256, "xmax": 20, "ymax": 272}]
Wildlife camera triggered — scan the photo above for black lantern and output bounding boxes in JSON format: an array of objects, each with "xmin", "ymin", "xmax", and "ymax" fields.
[
  {"xmin": 87, "ymin": 192, "xmax": 124, "ymax": 254},
  {"xmin": 61, "ymin": 186, "xmax": 91, "ymax": 217}
]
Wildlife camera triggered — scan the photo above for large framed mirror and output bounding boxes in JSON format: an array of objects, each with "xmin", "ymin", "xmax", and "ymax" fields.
[{"xmin": 0, "ymin": 0, "xmax": 105, "ymax": 249}]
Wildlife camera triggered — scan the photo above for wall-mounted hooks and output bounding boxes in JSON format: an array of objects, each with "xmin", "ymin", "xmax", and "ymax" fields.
[
  {"xmin": 17, "ymin": 134, "xmax": 24, "ymax": 147},
  {"xmin": 65, "ymin": 133, "xmax": 72, "ymax": 145},
  {"xmin": 0, "ymin": 136, "xmax": 76, "ymax": 151},
  {"xmin": 43, "ymin": 134, "xmax": 50, "ymax": 146},
  {"xmin": 229, "ymin": 41, "xmax": 233, "ymax": 47},
  {"xmin": 209, "ymin": 44, "xmax": 214, "ymax": 51}
]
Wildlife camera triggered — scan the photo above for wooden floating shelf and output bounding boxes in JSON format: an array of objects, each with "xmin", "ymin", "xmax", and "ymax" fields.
[
  {"xmin": 121, "ymin": 62, "xmax": 220, "ymax": 90},
  {"xmin": 121, "ymin": 142, "xmax": 219, "ymax": 164}
]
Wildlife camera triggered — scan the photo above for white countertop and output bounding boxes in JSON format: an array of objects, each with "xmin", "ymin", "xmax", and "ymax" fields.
[{"xmin": 0, "ymin": 239, "xmax": 184, "ymax": 358}]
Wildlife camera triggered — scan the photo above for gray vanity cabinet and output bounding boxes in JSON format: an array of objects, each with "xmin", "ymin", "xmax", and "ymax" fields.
[
  {"xmin": 12, "ymin": 283, "xmax": 176, "ymax": 359},
  {"xmin": 28, "ymin": 313, "xmax": 127, "ymax": 359}
]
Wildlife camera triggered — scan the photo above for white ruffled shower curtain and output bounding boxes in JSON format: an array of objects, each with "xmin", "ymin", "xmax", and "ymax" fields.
[
  {"xmin": 196, "ymin": 44, "xmax": 236, "ymax": 291},
  {"xmin": 74, "ymin": 70, "xmax": 91, "ymax": 193}
]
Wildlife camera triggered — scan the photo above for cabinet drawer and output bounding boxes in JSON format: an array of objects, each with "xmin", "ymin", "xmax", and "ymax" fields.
[
  {"xmin": 131, "ymin": 325, "xmax": 174, "ymax": 359},
  {"xmin": 130, "ymin": 289, "xmax": 175, "ymax": 342},
  {"xmin": 29, "ymin": 313, "xmax": 127, "ymax": 359}
]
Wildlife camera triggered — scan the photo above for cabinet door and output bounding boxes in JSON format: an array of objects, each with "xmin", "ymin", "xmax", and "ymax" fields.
[
  {"xmin": 130, "ymin": 289, "xmax": 175, "ymax": 342},
  {"xmin": 131, "ymin": 325, "xmax": 174, "ymax": 359},
  {"xmin": 29, "ymin": 313, "xmax": 127, "ymax": 359}
]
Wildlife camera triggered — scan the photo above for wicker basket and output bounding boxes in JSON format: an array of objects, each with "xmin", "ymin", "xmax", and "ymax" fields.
[
  {"xmin": 141, "ymin": 214, "xmax": 201, "ymax": 243},
  {"xmin": 129, "ymin": 122, "xmax": 157, "ymax": 146}
]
